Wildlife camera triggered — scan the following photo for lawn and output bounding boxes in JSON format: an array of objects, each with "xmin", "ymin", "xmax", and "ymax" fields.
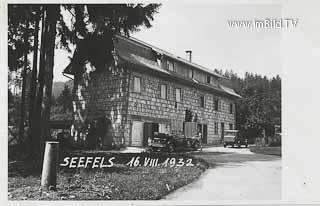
[
  {"xmin": 249, "ymin": 146, "xmax": 281, "ymax": 156},
  {"xmin": 8, "ymin": 151, "xmax": 208, "ymax": 200}
]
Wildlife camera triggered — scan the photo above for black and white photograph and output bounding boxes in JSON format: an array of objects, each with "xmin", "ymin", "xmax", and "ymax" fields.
[{"xmin": 3, "ymin": 0, "xmax": 320, "ymax": 204}]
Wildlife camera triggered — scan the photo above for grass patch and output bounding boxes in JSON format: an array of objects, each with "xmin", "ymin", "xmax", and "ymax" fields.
[
  {"xmin": 249, "ymin": 146, "xmax": 281, "ymax": 156},
  {"xmin": 8, "ymin": 152, "xmax": 208, "ymax": 200}
]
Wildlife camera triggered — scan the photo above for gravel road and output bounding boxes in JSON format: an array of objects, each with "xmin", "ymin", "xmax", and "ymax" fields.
[{"xmin": 163, "ymin": 146, "xmax": 281, "ymax": 200}]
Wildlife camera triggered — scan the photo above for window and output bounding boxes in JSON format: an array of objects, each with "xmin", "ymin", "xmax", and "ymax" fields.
[
  {"xmin": 175, "ymin": 88, "xmax": 181, "ymax": 103},
  {"xmin": 214, "ymin": 98, "xmax": 219, "ymax": 111},
  {"xmin": 207, "ymin": 75, "xmax": 211, "ymax": 84},
  {"xmin": 214, "ymin": 122, "xmax": 218, "ymax": 134},
  {"xmin": 167, "ymin": 60, "xmax": 174, "ymax": 71},
  {"xmin": 199, "ymin": 95, "xmax": 205, "ymax": 108},
  {"xmin": 160, "ymin": 84, "xmax": 167, "ymax": 99},
  {"xmin": 229, "ymin": 103, "xmax": 233, "ymax": 114},
  {"xmin": 188, "ymin": 69, "xmax": 194, "ymax": 79},
  {"xmin": 133, "ymin": 76, "xmax": 141, "ymax": 93},
  {"xmin": 229, "ymin": 123, "xmax": 233, "ymax": 130}
]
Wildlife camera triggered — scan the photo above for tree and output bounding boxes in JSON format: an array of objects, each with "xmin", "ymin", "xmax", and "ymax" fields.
[
  {"xmin": 56, "ymin": 85, "xmax": 73, "ymax": 112},
  {"xmin": 29, "ymin": 5, "xmax": 60, "ymax": 157},
  {"xmin": 228, "ymin": 71, "xmax": 281, "ymax": 140},
  {"xmin": 8, "ymin": 4, "xmax": 161, "ymax": 158},
  {"xmin": 18, "ymin": 19, "xmax": 29, "ymax": 143},
  {"xmin": 67, "ymin": 4, "xmax": 160, "ymax": 71},
  {"xmin": 28, "ymin": 6, "xmax": 41, "ymax": 133},
  {"xmin": 63, "ymin": 4, "xmax": 161, "ymax": 140},
  {"xmin": 8, "ymin": 5, "xmax": 39, "ymax": 145}
]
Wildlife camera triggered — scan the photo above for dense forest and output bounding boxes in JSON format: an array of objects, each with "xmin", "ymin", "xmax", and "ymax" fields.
[{"xmin": 219, "ymin": 70, "xmax": 281, "ymax": 140}]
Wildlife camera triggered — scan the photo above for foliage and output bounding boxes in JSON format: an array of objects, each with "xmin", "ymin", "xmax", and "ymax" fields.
[
  {"xmin": 8, "ymin": 90, "xmax": 23, "ymax": 147},
  {"xmin": 224, "ymin": 71, "xmax": 281, "ymax": 140},
  {"xmin": 8, "ymin": 4, "xmax": 161, "ymax": 157},
  {"xmin": 8, "ymin": 90, "xmax": 21, "ymax": 126},
  {"xmin": 51, "ymin": 85, "xmax": 73, "ymax": 121},
  {"xmin": 184, "ymin": 108, "xmax": 198, "ymax": 122},
  {"xmin": 56, "ymin": 85, "xmax": 73, "ymax": 112},
  {"xmin": 64, "ymin": 4, "xmax": 161, "ymax": 71},
  {"xmin": 8, "ymin": 5, "xmax": 39, "ymax": 72}
]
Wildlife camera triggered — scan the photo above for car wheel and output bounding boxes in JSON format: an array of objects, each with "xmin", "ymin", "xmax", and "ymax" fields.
[{"xmin": 193, "ymin": 142, "xmax": 200, "ymax": 150}]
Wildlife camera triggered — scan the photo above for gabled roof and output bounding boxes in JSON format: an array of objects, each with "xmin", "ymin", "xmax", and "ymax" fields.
[
  {"xmin": 63, "ymin": 34, "xmax": 241, "ymax": 99},
  {"xmin": 116, "ymin": 35, "xmax": 227, "ymax": 79},
  {"xmin": 116, "ymin": 46, "xmax": 241, "ymax": 99}
]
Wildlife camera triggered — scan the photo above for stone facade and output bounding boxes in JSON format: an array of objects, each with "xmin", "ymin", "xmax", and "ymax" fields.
[
  {"xmin": 126, "ymin": 69, "xmax": 236, "ymax": 145},
  {"xmin": 72, "ymin": 64, "xmax": 131, "ymax": 147},
  {"xmin": 68, "ymin": 35, "xmax": 240, "ymax": 148}
]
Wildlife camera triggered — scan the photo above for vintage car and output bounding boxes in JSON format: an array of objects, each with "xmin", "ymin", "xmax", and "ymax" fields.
[
  {"xmin": 149, "ymin": 133, "xmax": 201, "ymax": 152},
  {"xmin": 223, "ymin": 130, "xmax": 248, "ymax": 148}
]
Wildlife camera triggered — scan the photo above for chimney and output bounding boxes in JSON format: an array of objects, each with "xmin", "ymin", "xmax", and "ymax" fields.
[{"xmin": 185, "ymin": 50, "xmax": 192, "ymax": 62}]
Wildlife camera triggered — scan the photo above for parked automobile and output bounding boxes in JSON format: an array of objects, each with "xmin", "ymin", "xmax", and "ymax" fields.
[
  {"xmin": 223, "ymin": 130, "xmax": 248, "ymax": 148},
  {"xmin": 149, "ymin": 133, "xmax": 201, "ymax": 152}
]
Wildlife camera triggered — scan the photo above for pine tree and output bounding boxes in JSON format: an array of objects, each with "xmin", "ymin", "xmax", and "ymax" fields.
[{"xmin": 8, "ymin": 4, "xmax": 161, "ymax": 158}]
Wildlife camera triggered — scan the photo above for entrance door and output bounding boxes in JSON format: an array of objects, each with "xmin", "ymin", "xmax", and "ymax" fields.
[
  {"xmin": 221, "ymin": 122, "xmax": 225, "ymax": 142},
  {"xmin": 143, "ymin": 123, "xmax": 159, "ymax": 146},
  {"xmin": 132, "ymin": 121, "xmax": 144, "ymax": 146},
  {"xmin": 152, "ymin": 123, "xmax": 159, "ymax": 134},
  {"xmin": 197, "ymin": 124, "xmax": 207, "ymax": 144},
  {"xmin": 202, "ymin": 124, "xmax": 207, "ymax": 144},
  {"xmin": 197, "ymin": 124, "xmax": 202, "ymax": 135}
]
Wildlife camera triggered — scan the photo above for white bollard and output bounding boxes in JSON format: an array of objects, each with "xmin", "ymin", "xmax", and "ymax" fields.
[{"xmin": 41, "ymin": 141, "xmax": 59, "ymax": 190}]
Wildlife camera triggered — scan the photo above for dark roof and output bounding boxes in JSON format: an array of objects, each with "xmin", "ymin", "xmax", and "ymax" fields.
[
  {"xmin": 64, "ymin": 35, "xmax": 241, "ymax": 99},
  {"xmin": 64, "ymin": 35, "xmax": 225, "ymax": 78},
  {"xmin": 116, "ymin": 48, "xmax": 241, "ymax": 99},
  {"xmin": 116, "ymin": 35, "xmax": 227, "ymax": 79}
]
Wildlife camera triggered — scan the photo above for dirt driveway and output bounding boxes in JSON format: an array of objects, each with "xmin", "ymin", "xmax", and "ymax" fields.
[{"xmin": 163, "ymin": 146, "xmax": 281, "ymax": 200}]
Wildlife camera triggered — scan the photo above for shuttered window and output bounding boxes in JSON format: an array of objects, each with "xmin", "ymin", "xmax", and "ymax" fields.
[
  {"xmin": 167, "ymin": 60, "xmax": 174, "ymax": 71},
  {"xmin": 175, "ymin": 88, "xmax": 181, "ymax": 102},
  {"xmin": 160, "ymin": 84, "xmax": 167, "ymax": 99},
  {"xmin": 188, "ymin": 69, "xmax": 194, "ymax": 79},
  {"xmin": 214, "ymin": 98, "xmax": 219, "ymax": 111},
  {"xmin": 214, "ymin": 122, "xmax": 218, "ymax": 134},
  {"xmin": 200, "ymin": 95, "xmax": 205, "ymax": 108},
  {"xmin": 133, "ymin": 76, "xmax": 141, "ymax": 93}
]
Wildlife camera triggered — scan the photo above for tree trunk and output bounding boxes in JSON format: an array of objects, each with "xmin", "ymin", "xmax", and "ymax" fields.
[
  {"xmin": 40, "ymin": 5, "xmax": 59, "ymax": 144},
  {"xmin": 28, "ymin": 7, "xmax": 40, "ymax": 129},
  {"xmin": 29, "ymin": 8, "xmax": 46, "ymax": 158},
  {"xmin": 29, "ymin": 5, "xmax": 58, "ymax": 158},
  {"xmin": 18, "ymin": 20, "xmax": 29, "ymax": 144}
]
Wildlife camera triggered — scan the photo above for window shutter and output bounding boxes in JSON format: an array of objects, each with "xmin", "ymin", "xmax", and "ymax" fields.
[{"xmin": 133, "ymin": 76, "xmax": 141, "ymax": 93}]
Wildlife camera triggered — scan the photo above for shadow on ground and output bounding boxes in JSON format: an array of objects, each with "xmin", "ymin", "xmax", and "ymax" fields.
[{"xmin": 188, "ymin": 150, "xmax": 280, "ymax": 168}]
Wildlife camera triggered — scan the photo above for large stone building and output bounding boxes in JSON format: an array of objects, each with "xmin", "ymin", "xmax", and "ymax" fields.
[{"xmin": 64, "ymin": 35, "xmax": 241, "ymax": 148}]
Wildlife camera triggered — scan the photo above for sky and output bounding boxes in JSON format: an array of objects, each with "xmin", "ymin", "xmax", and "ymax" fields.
[{"xmin": 53, "ymin": 2, "xmax": 282, "ymax": 82}]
